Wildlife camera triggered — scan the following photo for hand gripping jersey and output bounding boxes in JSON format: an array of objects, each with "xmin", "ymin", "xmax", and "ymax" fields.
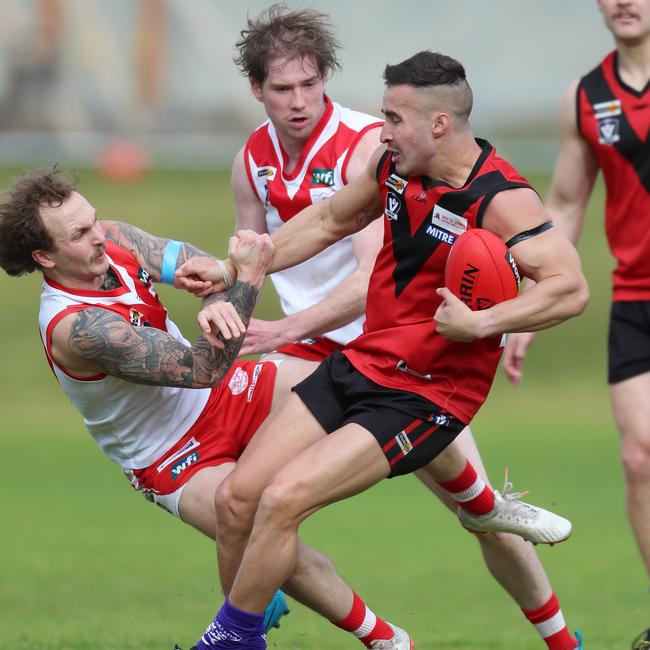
[
  {"xmin": 344, "ymin": 140, "xmax": 532, "ymax": 424},
  {"xmin": 577, "ymin": 50, "xmax": 650, "ymax": 300},
  {"xmin": 244, "ymin": 96, "xmax": 382, "ymax": 345},
  {"xmin": 38, "ymin": 240, "xmax": 211, "ymax": 469}
]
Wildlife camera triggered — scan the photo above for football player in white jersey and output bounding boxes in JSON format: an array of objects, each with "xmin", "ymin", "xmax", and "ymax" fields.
[
  {"xmin": 215, "ymin": 5, "xmax": 583, "ymax": 650},
  {"xmin": 0, "ymin": 168, "xmax": 415, "ymax": 646}
]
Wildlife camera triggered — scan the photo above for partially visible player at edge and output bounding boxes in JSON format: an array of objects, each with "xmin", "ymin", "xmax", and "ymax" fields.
[
  {"xmin": 503, "ymin": 1, "xmax": 650, "ymax": 648},
  {"xmin": 178, "ymin": 50, "xmax": 589, "ymax": 650},
  {"xmin": 228, "ymin": 6, "xmax": 585, "ymax": 649}
]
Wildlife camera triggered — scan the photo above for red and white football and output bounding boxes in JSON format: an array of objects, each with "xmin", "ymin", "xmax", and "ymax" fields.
[{"xmin": 444, "ymin": 229, "xmax": 520, "ymax": 310}]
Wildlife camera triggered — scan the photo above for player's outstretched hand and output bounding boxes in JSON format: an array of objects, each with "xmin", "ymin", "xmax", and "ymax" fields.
[
  {"xmin": 198, "ymin": 300, "xmax": 247, "ymax": 347},
  {"xmin": 238, "ymin": 317, "xmax": 291, "ymax": 357},
  {"xmin": 434, "ymin": 287, "xmax": 479, "ymax": 342},
  {"xmin": 502, "ymin": 332, "xmax": 536, "ymax": 386},
  {"xmin": 175, "ymin": 254, "xmax": 235, "ymax": 297},
  {"xmin": 229, "ymin": 230, "xmax": 274, "ymax": 290}
]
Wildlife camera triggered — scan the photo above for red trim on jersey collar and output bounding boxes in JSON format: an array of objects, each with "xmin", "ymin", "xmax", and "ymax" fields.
[
  {"xmin": 43, "ymin": 263, "xmax": 128, "ymax": 298},
  {"xmin": 280, "ymin": 95, "xmax": 334, "ymax": 181}
]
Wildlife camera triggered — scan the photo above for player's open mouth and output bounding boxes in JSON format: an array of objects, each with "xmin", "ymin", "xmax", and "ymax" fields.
[{"xmin": 290, "ymin": 117, "xmax": 308, "ymax": 127}]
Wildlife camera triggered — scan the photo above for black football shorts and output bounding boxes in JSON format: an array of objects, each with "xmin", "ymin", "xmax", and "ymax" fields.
[
  {"xmin": 608, "ymin": 301, "xmax": 650, "ymax": 384},
  {"xmin": 292, "ymin": 350, "xmax": 465, "ymax": 477}
]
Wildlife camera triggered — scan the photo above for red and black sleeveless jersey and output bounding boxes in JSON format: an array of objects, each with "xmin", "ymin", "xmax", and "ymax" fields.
[
  {"xmin": 577, "ymin": 50, "xmax": 650, "ymax": 300},
  {"xmin": 344, "ymin": 140, "xmax": 532, "ymax": 424}
]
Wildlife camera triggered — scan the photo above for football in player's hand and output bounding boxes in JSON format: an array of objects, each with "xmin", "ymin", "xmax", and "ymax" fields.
[{"xmin": 444, "ymin": 229, "xmax": 520, "ymax": 310}]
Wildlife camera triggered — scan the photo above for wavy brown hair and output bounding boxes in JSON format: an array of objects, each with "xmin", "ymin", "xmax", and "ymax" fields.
[
  {"xmin": 0, "ymin": 167, "xmax": 78, "ymax": 276},
  {"xmin": 234, "ymin": 3, "xmax": 341, "ymax": 85}
]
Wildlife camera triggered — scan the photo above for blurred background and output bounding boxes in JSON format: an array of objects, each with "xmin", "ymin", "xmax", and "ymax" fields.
[
  {"xmin": 0, "ymin": 0, "xmax": 611, "ymax": 171},
  {"xmin": 0, "ymin": 2, "xmax": 635, "ymax": 649}
]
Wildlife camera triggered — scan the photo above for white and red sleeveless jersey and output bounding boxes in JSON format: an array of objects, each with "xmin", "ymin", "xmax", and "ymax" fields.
[
  {"xmin": 244, "ymin": 96, "xmax": 382, "ymax": 345},
  {"xmin": 345, "ymin": 141, "xmax": 533, "ymax": 424},
  {"xmin": 38, "ymin": 240, "xmax": 211, "ymax": 469}
]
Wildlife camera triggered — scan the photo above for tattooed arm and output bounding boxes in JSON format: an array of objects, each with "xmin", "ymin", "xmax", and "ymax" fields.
[
  {"xmin": 50, "ymin": 279, "xmax": 258, "ymax": 388},
  {"xmin": 48, "ymin": 229, "xmax": 274, "ymax": 387},
  {"xmin": 101, "ymin": 220, "xmax": 235, "ymax": 287}
]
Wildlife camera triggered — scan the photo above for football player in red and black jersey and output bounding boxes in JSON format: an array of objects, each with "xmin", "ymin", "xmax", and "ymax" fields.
[
  {"xmin": 220, "ymin": 6, "xmax": 590, "ymax": 650},
  {"xmin": 180, "ymin": 51, "xmax": 588, "ymax": 650},
  {"xmin": 503, "ymin": 3, "xmax": 650, "ymax": 646}
]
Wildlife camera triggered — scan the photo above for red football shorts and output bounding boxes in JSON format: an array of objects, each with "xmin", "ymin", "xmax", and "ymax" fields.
[{"xmin": 125, "ymin": 360, "xmax": 277, "ymax": 517}]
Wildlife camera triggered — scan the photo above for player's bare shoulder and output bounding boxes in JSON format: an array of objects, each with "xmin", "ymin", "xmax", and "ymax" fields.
[
  {"xmin": 559, "ymin": 80, "xmax": 581, "ymax": 134},
  {"xmin": 482, "ymin": 186, "xmax": 548, "ymax": 243},
  {"xmin": 345, "ymin": 126, "xmax": 384, "ymax": 182}
]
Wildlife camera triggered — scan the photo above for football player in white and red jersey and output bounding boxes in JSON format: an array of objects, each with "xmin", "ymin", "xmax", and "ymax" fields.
[
  {"xmin": 503, "ymin": 1, "xmax": 650, "ymax": 647},
  {"xmin": 0, "ymin": 168, "xmax": 416, "ymax": 644},
  {"xmin": 231, "ymin": 5, "xmax": 383, "ymax": 362},
  {"xmin": 183, "ymin": 50, "xmax": 589, "ymax": 650}
]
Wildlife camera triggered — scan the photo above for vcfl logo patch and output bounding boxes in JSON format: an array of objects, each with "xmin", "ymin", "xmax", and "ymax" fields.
[
  {"xmin": 385, "ymin": 192, "xmax": 401, "ymax": 220},
  {"xmin": 598, "ymin": 117, "xmax": 620, "ymax": 144}
]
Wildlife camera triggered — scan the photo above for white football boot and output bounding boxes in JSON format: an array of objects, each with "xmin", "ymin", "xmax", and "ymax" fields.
[
  {"xmin": 457, "ymin": 472, "xmax": 572, "ymax": 545},
  {"xmin": 369, "ymin": 623, "xmax": 414, "ymax": 649}
]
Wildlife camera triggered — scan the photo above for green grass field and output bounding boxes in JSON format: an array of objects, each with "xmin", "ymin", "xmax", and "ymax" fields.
[{"xmin": 0, "ymin": 167, "xmax": 642, "ymax": 649}]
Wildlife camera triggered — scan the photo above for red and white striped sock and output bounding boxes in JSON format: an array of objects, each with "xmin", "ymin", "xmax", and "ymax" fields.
[
  {"xmin": 333, "ymin": 592, "xmax": 395, "ymax": 647},
  {"xmin": 437, "ymin": 460, "xmax": 495, "ymax": 515},
  {"xmin": 523, "ymin": 593, "xmax": 578, "ymax": 650}
]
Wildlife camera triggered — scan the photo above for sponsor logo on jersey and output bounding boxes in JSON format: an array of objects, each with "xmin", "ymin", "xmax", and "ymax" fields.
[
  {"xmin": 311, "ymin": 168, "xmax": 335, "ymax": 187},
  {"xmin": 129, "ymin": 308, "xmax": 144, "ymax": 326},
  {"xmin": 138, "ymin": 267, "xmax": 151, "ymax": 286},
  {"xmin": 430, "ymin": 205, "xmax": 467, "ymax": 235},
  {"xmin": 598, "ymin": 117, "xmax": 620, "ymax": 145},
  {"xmin": 246, "ymin": 363, "xmax": 263, "ymax": 403},
  {"xmin": 170, "ymin": 451, "xmax": 199, "ymax": 480},
  {"xmin": 138, "ymin": 267, "xmax": 158, "ymax": 298},
  {"xmin": 385, "ymin": 192, "xmax": 401, "ymax": 220},
  {"xmin": 395, "ymin": 431, "xmax": 413, "ymax": 456},
  {"xmin": 386, "ymin": 173, "xmax": 408, "ymax": 194},
  {"xmin": 257, "ymin": 166, "xmax": 277, "ymax": 180},
  {"xmin": 425, "ymin": 225, "xmax": 456, "ymax": 244},
  {"xmin": 593, "ymin": 99, "xmax": 621, "ymax": 119},
  {"xmin": 228, "ymin": 367, "xmax": 249, "ymax": 396}
]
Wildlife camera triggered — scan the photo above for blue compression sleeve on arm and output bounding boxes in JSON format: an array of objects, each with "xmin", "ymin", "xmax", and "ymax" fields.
[{"xmin": 160, "ymin": 240, "xmax": 183, "ymax": 285}]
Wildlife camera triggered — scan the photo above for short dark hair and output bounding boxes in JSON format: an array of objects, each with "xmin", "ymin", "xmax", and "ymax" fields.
[
  {"xmin": 234, "ymin": 3, "xmax": 341, "ymax": 85},
  {"xmin": 384, "ymin": 51, "xmax": 467, "ymax": 88},
  {"xmin": 384, "ymin": 51, "xmax": 473, "ymax": 120},
  {"xmin": 0, "ymin": 168, "xmax": 78, "ymax": 276}
]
